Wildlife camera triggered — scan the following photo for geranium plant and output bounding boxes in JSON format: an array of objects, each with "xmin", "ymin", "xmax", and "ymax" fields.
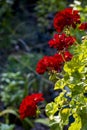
[{"xmin": 19, "ymin": 7, "xmax": 87, "ymax": 130}]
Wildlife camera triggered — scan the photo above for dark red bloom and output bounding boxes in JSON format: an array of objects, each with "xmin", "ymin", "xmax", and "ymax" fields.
[
  {"xmin": 79, "ymin": 23, "xmax": 87, "ymax": 30},
  {"xmin": 36, "ymin": 59, "xmax": 46, "ymax": 74},
  {"xmin": 36, "ymin": 56, "xmax": 51, "ymax": 74},
  {"xmin": 48, "ymin": 33, "xmax": 76, "ymax": 50},
  {"xmin": 50, "ymin": 53, "xmax": 64, "ymax": 71},
  {"xmin": 36, "ymin": 54, "xmax": 64, "ymax": 74},
  {"xmin": 54, "ymin": 8, "xmax": 80, "ymax": 32},
  {"xmin": 63, "ymin": 51, "xmax": 73, "ymax": 61},
  {"xmin": 19, "ymin": 93, "xmax": 44, "ymax": 119},
  {"xmin": 31, "ymin": 93, "xmax": 44, "ymax": 104}
]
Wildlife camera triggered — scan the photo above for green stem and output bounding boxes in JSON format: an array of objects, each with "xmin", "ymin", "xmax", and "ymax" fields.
[
  {"xmin": 0, "ymin": 108, "xmax": 34, "ymax": 128},
  {"xmin": 60, "ymin": 51, "xmax": 66, "ymax": 62},
  {"xmin": 5, "ymin": 114, "xmax": 9, "ymax": 124},
  {"xmin": 23, "ymin": 118, "xmax": 34, "ymax": 128}
]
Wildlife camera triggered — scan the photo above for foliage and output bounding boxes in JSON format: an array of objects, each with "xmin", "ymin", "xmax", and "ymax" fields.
[
  {"xmin": 67, "ymin": 0, "xmax": 87, "ymax": 41},
  {"xmin": 46, "ymin": 40, "xmax": 87, "ymax": 129},
  {"xmin": 0, "ymin": 72, "xmax": 26, "ymax": 106},
  {"xmin": 0, "ymin": 53, "xmax": 50, "ymax": 130},
  {"xmin": 0, "ymin": 0, "xmax": 15, "ymax": 48},
  {"xmin": 0, "ymin": 0, "xmax": 41, "ymax": 50},
  {"xmin": 0, "ymin": 124, "xmax": 14, "ymax": 130},
  {"xmin": 44, "ymin": 6, "xmax": 87, "ymax": 130},
  {"xmin": 35, "ymin": 4, "xmax": 87, "ymax": 130},
  {"xmin": 35, "ymin": 0, "xmax": 67, "ymax": 28},
  {"xmin": 1, "ymin": 1, "xmax": 87, "ymax": 130}
]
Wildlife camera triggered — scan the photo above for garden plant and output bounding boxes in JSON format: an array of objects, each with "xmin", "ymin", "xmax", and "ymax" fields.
[
  {"xmin": 19, "ymin": 7, "xmax": 87, "ymax": 130},
  {"xmin": 0, "ymin": 1, "xmax": 87, "ymax": 129}
]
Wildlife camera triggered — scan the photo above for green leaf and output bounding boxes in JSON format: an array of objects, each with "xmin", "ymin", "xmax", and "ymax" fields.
[
  {"xmin": 46, "ymin": 102, "xmax": 58, "ymax": 120},
  {"xmin": 54, "ymin": 78, "xmax": 66, "ymax": 90},
  {"xmin": 35, "ymin": 118, "xmax": 49, "ymax": 126},
  {"xmin": 80, "ymin": 113, "xmax": 87, "ymax": 130},
  {"xmin": 49, "ymin": 72, "xmax": 58, "ymax": 82},
  {"xmin": 54, "ymin": 91, "xmax": 66, "ymax": 107},
  {"xmin": 64, "ymin": 62, "xmax": 72, "ymax": 75},
  {"xmin": 69, "ymin": 113, "xmax": 82, "ymax": 130},
  {"xmin": 0, "ymin": 109, "xmax": 19, "ymax": 118},
  {"xmin": 60, "ymin": 108, "xmax": 70, "ymax": 125},
  {"xmin": 0, "ymin": 124, "xmax": 14, "ymax": 130},
  {"xmin": 49, "ymin": 117, "xmax": 63, "ymax": 130},
  {"xmin": 81, "ymin": 119, "xmax": 87, "ymax": 130},
  {"xmin": 50, "ymin": 123, "xmax": 62, "ymax": 130}
]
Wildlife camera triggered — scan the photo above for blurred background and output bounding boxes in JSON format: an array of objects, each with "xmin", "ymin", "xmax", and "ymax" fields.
[{"xmin": 0, "ymin": 0, "xmax": 87, "ymax": 130}]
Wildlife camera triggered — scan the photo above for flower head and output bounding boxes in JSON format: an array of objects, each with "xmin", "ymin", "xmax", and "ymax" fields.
[
  {"xmin": 54, "ymin": 8, "xmax": 80, "ymax": 32},
  {"xmin": 36, "ymin": 54, "xmax": 64, "ymax": 74},
  {"xmin": 19, "ymin": 93, "xmax": 44, "ymax": 119},
  {"xmin": 79, "ymin": 23, "xmax": 87, "ymax": 31},
  {"xmin": 48, "ymin": 33, "xmax": 76, "ymax": 50},
  {"xmin": 36, "ymin": 56, "xmax": 51, "ymax": 74}
]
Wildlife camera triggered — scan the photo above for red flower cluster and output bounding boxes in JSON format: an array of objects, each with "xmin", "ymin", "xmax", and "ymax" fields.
[
  {"xmin": 79, "ymin": 23, "xmax": 87, "ymax": 31},
  {"xmin": 36, "ymin": 52, "xmax": 72, "ymax": 74},
  {"xmin": 54, "ymin": 8, "xmax": 80, "ymax": 32},
  {"xmin": 36, "ymin": 8, "xmax": 79, "ymax": 75},
  {"xmin": 48, "ymin": 33, "xmax": 76, "ymax": 50},
  {"xmin": 36, "ymin": 54, "xmax": 63, "ymax": 74},
  {"xmin": 19, "ymin": 93, "xmax": 44, "ymax": 119}
]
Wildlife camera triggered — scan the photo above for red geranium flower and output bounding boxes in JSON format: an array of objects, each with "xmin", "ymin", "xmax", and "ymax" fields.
[
  {"xmin": 48, "ymin": 33, "xmax": 76, "ymax": 50},
  {"xmin": 79, "ymin": 23, "xmax": 87, "ymax": 30},
  {"xmin": 36, "ymin": 58, "xmax": 46, "ymax": 74},
  {"xmin": 54, "ymin": 8, "xmax": 80, "ymax": 32},
  {"xmin": 36, "ymin": 56, "xmax": 51, "ymax": 74},
  {"xmin": 49, "ymin": 53, "xmax": 64, "ymax": 71},
  {"xmin": 36, "ymin": 54, "xmax": 64, "ymax": 74},
  {"xmin": 19, "ymin": 93, "xmax": 44, "ymax": 119},
  {"xmin": 31, "ymin": 93, "xmax": 44, "ymax": 104},
  {"xmin": 63, "ymin": 51, "xmax": 73, "ymax": 61},
  {"xmin": 36, "ymin": 51, "xmax": 73, "ymax": 75}
]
